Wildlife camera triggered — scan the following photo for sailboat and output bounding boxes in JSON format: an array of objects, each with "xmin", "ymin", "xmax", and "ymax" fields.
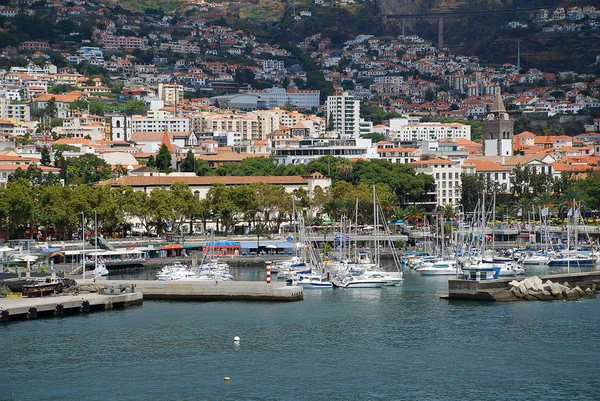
[
  {"xmin": 338, "ymin": 186, "xmax": 403, "ymax": 286},
  {"xmin": 547, "ymin": 201, "xmax": 595, "ymax": 272},
  {"xmin": 419, "ymin": 211, "xmax": 462, "ymax": 276}
]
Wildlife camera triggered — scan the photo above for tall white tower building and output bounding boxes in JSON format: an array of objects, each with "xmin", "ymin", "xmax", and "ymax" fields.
[{"xmin": 325, "ymin": 92, "xmax": 361, "ymax": 138}]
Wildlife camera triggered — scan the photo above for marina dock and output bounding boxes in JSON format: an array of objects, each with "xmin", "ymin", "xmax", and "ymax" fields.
[
  {"xmin": 95, "ymin": 280, "xmax": 304, "ymax": 302},
  {"xmin": 446, "ymin": 271, "xmax": 600, "ymax": 301},
  {"xmin": 0, "ymin": 292, "xmax": 142, "ymax": 323}
]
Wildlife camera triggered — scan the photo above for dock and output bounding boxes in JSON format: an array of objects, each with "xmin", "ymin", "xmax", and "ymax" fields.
[
  {"xmin": 446, "ymin": 271, "xmax": 600, "ymax": 301},
  {"xmin": 95, "ymin": 280, "xmax": 304, "ymax": 302},
  {"xmin": 0, "ymin": 292, "xmax": 142, "ymax": 323}
]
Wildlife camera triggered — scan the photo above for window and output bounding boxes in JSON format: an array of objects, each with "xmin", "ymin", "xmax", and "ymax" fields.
[
  {"xmin": 494, "ymin": 173, "xmax": 498, "ymax": 180},
  {"xmin": 502, "ymin": 173, "xmax": 506, "ymax": 180},
  {"xmin": 442, "ymin": 173, "xmax": 446, "ymax": 179}
]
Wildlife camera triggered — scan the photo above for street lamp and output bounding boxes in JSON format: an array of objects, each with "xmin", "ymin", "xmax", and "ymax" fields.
[{"xmin": 79, "ymin": 211, "xmax": 85, "ymax": 280}]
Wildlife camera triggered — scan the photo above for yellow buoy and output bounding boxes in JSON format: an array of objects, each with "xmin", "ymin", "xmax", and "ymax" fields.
[{"xmin": 224, "ymin": 377, "xmax": 231, "ymax": 381}]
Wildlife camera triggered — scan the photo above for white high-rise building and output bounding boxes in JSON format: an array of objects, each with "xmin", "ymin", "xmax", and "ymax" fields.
[
  {"xmin": 325, "ymin": 92, "xmax": 361, "ymax": 138},
  {"xmin": 157, "ymin": 83, "xmax": 184, "ymax": 105}
]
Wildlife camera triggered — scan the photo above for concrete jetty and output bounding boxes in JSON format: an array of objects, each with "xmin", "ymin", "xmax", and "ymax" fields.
[
  {"xmin": 95, "ymin": 280, "xmax": 303, "ymax": 302},
  {"xmin": 446, "ymin": 272, "xmax": 600, "ymax": 301},
  {"xmin": 0, "ymin": 292, "xmax": 142, "ymax": 323}
]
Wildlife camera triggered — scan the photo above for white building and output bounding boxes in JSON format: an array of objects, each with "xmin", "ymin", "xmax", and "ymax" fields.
[
  {"xmin": 105, "ymin": 112, "xmax": 133, "ymax": 142},
  {"xmin": 411, "ymin": 158, "xmax": 462, "ymax": 207},
  {"xmin": 325, "ymin": 92, "xmax": 361, "ymax": 138},
  {"xmin": 246, "ymin": 87, "xmax": 320, "ymax": 110},
  {"xmin": 272, "ymin": 137, "xmax": 377, "ymax": 165},
  {"xmin": 262, "ymin": 59, "xmax": 285, "ymax": 72},
  {"xmin": 390, "ymin": 122, "xmax": 471, "ymax": 142},
  {"xmin": 131, "ymin": 116, "xmax": 189, "ymax": 133},
  {"xmin": 0, "ymin": 97, "xmax": 30, "ymax": 121},
  {"xmin": 157, "ymin": 83, "xmax": 184, "ymax": 105}
]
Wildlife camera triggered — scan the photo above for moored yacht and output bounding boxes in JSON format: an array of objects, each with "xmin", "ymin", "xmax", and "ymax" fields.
[{"xmin": 418, "ymin": 260, "xmax": 460, "ymax": 276}]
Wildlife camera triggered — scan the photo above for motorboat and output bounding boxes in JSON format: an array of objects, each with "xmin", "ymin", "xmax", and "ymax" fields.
[
  {"xmin": 523, "ymin": 254, "xmax": 551, "ymax": 268},
  {"xmin": 461, "ymin": 265, "xmax": 501, "ymax": 281},
  {"xmin": 419, "ymin": 260, "xmax": 460, "ymax": 276},
  {"xmin": 548, "ymin": 252, "xmax": 595, "ymax": 269},
  {"xmin": 494, "ymin": 261, "xmax": 525, "ymax": 277},
  {"xmin": 364, "ymin": 272, "xmax": 402, "ymax": 286},
  {"xmin": 341, "ymin": 274, "xmax": 385, "ymax": 288},
  {"xmin": 294, "ymin": 274, "xmax": 333, "ymax": 288},
  {"xmin": 92, "ymin": 263, "xmax": 109, "ymax": 278}
]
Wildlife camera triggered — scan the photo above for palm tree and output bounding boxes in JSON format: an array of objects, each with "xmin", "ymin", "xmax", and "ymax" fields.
[
  {"xmin": 114, "ymin": 164, "xmax": 127, "ymax": 178},
  {"xmin": 405, "ymin": 205, "xmax": 425, "ymax": 226},
  {"xmin": 534, "ymin": 191, "xmax": 555, "ymax": 220},
  {"xmin": 336, "ymin": 162, "xmax": 353, "ymax": 181},
  {"xmin": 392, "ymin": 206, "xmax": 407, "ymax": 222},
  {"xmin": 514, "ymin": 197, "xmax": 533, "ymax": 223},
  {"xmin": 558, "ymin": 186, "xmax": 586, "ymax": 219},
  {"xmin": 439, "ymin": 204, "xmax": 456, "ymax": 220}
]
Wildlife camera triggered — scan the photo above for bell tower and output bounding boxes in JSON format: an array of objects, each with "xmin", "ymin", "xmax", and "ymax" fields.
[{"xmin": 483, "ymin": 93, "xmax": 513, "ymax": 157}]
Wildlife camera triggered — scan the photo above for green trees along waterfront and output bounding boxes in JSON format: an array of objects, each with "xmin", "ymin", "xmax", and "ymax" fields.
[{"xmin": 0, "ymin": 156, "xmax": 434, "ymax": 241}]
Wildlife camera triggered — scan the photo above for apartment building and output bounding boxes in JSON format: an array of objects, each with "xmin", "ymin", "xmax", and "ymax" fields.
[{"xmin": 325, "ymin": 92, "xmax": 361, "ymax": 138}]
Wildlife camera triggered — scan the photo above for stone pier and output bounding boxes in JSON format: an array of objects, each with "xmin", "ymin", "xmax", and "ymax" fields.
[
  {"xmin": 94, "ymin": 280, "xmax": 304, "ymax": 302},
  {"xmin": 0, "ymin": 292, "xmax": 143, "ymax": 323}
]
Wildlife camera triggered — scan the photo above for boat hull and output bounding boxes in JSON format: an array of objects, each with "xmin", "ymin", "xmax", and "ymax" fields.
[{"xmin": 343, "ymin": 282, "xmax": 384, "ymax": 288}]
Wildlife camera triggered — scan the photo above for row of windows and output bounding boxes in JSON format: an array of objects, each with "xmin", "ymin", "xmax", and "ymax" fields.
[{"xmin": 435, "ymin": 172, "xmax": 460, "ymax": 180}]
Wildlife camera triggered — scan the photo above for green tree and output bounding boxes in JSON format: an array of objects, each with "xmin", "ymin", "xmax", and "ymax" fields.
[
  {"xmin": 146, "ymin": 155, "xmax": 156, "ymax": 169},
  {"xmin": 460, "ymin": 173, "xmax": 485, "ymax": 214},
  {"xmin": 155, "ymin": 144, "xmax": 172, "ymax": 173},
  {"xmin": 124, "ymin": 100, "xmax": 147, "ymax": 115},
  {"xmin": 180, "ymin": 149, "xmax": 197, "ymax": 173},
  {"xmin": 195, "ymin": 159, "xmax": 212, "ymax": 176},
  {"xmin": 40, "ymin": 148, "xmax": 51, "ymax": 166},
  {"xmin": 170, "ymin": 182, "xmax": 199, "ymax": 234}
]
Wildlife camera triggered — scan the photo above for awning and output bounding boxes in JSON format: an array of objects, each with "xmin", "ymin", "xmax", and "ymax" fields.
[{"xmin": 162, "ymin": 244, "xmax": 183, "ymax": 250}]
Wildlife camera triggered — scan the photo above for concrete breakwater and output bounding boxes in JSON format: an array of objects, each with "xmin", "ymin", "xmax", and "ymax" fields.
[
  {"xmin": 447, "ymin": 272, "xmax": 600, "ymax": 301},
  {"xmin": 507, "ymin": 276, "xmax": 597, "ymax": 301},
  {"xmin": 95, "ymin": 279, "xmax": 303, "ymax": 302}
]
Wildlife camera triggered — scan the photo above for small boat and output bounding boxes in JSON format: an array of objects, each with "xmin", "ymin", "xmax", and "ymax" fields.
[
  {"xmin": 419, "ymin": 260, "xmax": 460, "ymax": 276},
  {"xmin": 22, "ymin": 277, "xmax": 61, "ymax": 297}
]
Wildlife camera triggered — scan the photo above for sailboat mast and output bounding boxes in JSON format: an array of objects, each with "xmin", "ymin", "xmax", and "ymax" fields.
[
  {"xmin": 492, "ymin": 191, "xmax": 496, "ymax": 252},
  {"xmin": 354, "ymin": 198, "xmax": 358, "ymax": 262},
  {"xmin": 481, "ymin": 188, "xmax": 486, "ymax": 257},
  {"xmin": 441, "ymin": 212, "xmax": 445, "ymax": 259},
  {"xmin": 373, "ymin": 185, "xmax": 378, "ymax": 267}
]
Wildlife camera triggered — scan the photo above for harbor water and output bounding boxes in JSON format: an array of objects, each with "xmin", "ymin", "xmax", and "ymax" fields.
[{"xmin": 2, "ymin": 266, "xmax": 599, "ymax": 400}]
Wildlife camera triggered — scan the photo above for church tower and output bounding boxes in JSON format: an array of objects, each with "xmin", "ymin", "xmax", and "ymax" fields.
[{"xmin": 483, "ymin": 93, "xmax": 513, "ymax": 157}]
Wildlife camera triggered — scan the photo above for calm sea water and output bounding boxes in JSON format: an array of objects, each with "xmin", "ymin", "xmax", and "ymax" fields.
[{"xmin": 2, "ymin": 266, "xmax": 600, "ymax": 401}]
